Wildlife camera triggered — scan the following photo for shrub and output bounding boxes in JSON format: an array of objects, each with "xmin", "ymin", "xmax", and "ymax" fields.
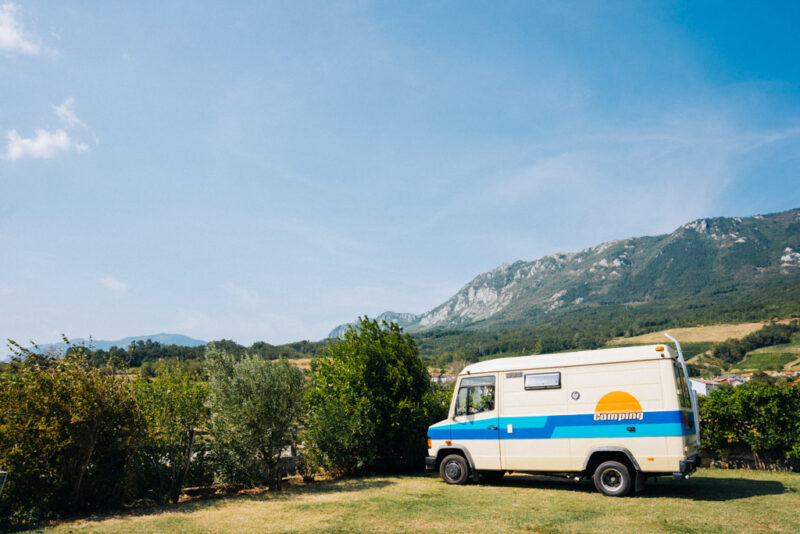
[
  {"xmin": 134, "ymin": 360, "xmax": 208, "ymax": 503},
  {"xmin": 206, "ymin": 349, "xmax": 304, "ymax": 489},
  {"xmin": 700, "ymin": 381, "xmax": 800, "ymax": 470},
  {"xmin": 0, "ymin": 343, "xmax": 144, "ymax": 526},
  {"xmin": 304, "ymin": 317, "xmax": 446, "ymax": 474}
]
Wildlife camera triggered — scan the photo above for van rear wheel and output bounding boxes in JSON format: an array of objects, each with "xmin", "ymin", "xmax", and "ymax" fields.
[
  {"xmin": 440, "ymin": 454, "xmax": 470, "ymax": 485},
  {"xmin": 593, "ymin": 460, "xmax": 632, "ymax": 496}
]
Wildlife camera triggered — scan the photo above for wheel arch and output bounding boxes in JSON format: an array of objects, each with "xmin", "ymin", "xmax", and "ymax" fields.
[
  {"xmin": 435, "ymin": 446, "xmax": 478, "ymax": 480},
  {"xmin": 582, "ymin": 447, "xmax": 641, "ymax": 475}
]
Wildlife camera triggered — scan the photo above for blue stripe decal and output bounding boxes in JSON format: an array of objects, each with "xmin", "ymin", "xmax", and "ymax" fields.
[{"xmin": 428, "ymin": 411, "xmax": 693, "ymax": 440}]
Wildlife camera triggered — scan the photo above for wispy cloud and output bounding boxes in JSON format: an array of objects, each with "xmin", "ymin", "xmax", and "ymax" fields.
[
  {"xmin": 0, "ymin": 2, "xmax": 41, "ymax": 55},
  {"xmin": 465, "ymin": 111, "xmax": 800, "ymax": 245},
  {"xmin": 2, "ymin": 129, "xmax": 88, "ymax": 160},
  {"xmin": 53, "ymin": 98, "xmax": 87, "ymax": 128},
  {"xmin": 99, "ymin": 275, "xmax": 128, "ymax": 294},
  {"xmin": 3, "ymin": 97, "xmax": 93, "ymax": 161}
]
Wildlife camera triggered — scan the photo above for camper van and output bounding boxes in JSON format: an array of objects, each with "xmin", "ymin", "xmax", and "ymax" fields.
[{"xmin": 425, "ymin": 341, "xmax": 700, "ymax": 496}]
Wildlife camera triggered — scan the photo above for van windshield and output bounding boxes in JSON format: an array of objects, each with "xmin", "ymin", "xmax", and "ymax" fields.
[{"xmin": 455, "ymin": 376, "xmax": 495, "ymax": 416}]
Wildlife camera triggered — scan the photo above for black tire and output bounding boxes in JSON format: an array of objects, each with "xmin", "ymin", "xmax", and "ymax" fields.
[
  {"xmin": 593, "ymin": 460, "xmax": 632, "ymax": 497},
  {"xmin": 439, "ymin": 454, "xmax": 470, "ymax": 485},
  {"xmin": 478, "ymin": 470, "xmax": 505, "ymax": 483}
]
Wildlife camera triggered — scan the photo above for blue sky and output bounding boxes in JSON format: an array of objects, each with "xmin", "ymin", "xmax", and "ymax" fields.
[{"xmin": 1, "ymin": 1, "xmax": 799, "ymax": 347}]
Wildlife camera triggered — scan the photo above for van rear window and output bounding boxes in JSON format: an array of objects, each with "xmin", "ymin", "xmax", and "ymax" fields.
[
  {"xmin": 673, "ymin": 365, "xmax": 692, "ymax": 409},
  {"xmin": 524, "ymin": 372, "xmax": 561, "ymax": 390}
]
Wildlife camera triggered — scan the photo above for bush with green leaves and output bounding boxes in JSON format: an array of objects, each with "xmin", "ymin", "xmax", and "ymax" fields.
[
  {"xmin": 206, "ymin": 347, "xmax": 304, "ymax": 489},
  {"xmin": 0, "ymin": 343, "xmax": 144, "ymax": 526},
  {"xmin": 304, "ymin": 317, "xmax": 447, "ymax": 474},
  {"xmin": 700, "ymin": 381, "xmax": 800, "ymax": 470},
  {"xmin": 134, "ymin": 360, "xmax": 208, "ymax": 503}
]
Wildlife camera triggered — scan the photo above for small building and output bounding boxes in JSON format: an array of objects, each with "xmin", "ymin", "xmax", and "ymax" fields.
[
  {"xmin": 689, "ymin": 378, "xmax": 720, "ymax": 397},
  {"xmin": 430, "ymin": 373, "xmax": 455, "ymax": 384}
]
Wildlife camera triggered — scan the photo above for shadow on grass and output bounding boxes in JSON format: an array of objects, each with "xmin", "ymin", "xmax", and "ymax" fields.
[
  {"xmin": 56, "ymin": 476, "xmax": 396, "ymax": 527},
  {"xmin": 639, "ymin": 475, "xmax": 789, "ymax": 501},
  {"xmin": 474, "ymin": 472, "xmax": 789, "ymax": 501}
]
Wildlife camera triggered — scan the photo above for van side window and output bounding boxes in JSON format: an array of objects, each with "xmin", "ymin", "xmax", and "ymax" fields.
[
  {"xmin": 455, "ymin": 376, "xmax": 495, "ymax": 416},
  {"xmin": 524, "ymin": 372, "xmax": 561, "ymax": 390}
]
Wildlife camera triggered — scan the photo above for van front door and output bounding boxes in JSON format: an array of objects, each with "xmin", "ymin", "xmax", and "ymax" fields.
[{"xmin": 451, "ymin": 375, "xmax": 501, "ymax": 470}]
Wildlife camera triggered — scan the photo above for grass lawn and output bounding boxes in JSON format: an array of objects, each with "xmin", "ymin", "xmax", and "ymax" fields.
[
  {"xmin": 40, "ymin": 468, "xmax": 800, "ymax": 533},
  {"xmin": 734, "ymin": 352, "xmax": 797, "ymax": 371}
]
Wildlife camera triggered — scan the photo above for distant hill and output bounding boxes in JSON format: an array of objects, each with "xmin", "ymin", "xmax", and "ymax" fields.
[
  {"xmin": 36, "ymin": 333, "xmax": 207, "ymax": 354},
  {"xmin": 331, "ymin": 208, "xmax": 800, "ymax": 339}
]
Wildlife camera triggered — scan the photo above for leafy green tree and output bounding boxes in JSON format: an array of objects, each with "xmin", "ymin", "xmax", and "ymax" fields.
[
  {"xmin": 206, "ymin": 348, "xmax": 304, "ymax": 489},
  {"xmin": 0, "ymin": 341, "xmax": 143, "ymax": 526},
  {"xmin": 700, "ymin": 381, "xmax": 800, "ymax": 469},
  {"xmin": 303, "ymin": 317, "xmax": 445, "ymax": 474},
  {"xmin": 135, "ymin": 361, "xmax": 208, "ymax": 503}
]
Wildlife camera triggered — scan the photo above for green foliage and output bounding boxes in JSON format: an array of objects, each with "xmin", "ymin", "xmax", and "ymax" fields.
[
  {"xmin": 206, "ymin": 348, "xmax": 304, "ymax": 489},
  {"xmin": 86, "ymin": 339, "xmax": 206, "ymax": 368},
  {"xmin": 735, "ymin": 352, "xmax": 796, "ymax": 372},
  {"xmin": 304, "ymin": 317, "xmax": 444, "ymax": 474},
  {"xmin": 0, "ymin": 341, "xmax": 144, "ymax": 526},
  {"xmin": 206, "ymin": 338, "xmax": 326, "ymax": 362},
  {"xmin": 712, "ymin": 321, "xmax": 800, "ymax": 367},
  {"xmin": 699, "ymin": 381, "xmax": 800, "ymax": 469},
  {"xmin": 134, "ymin": 361, "xmax": 209, "ymax": 504}
]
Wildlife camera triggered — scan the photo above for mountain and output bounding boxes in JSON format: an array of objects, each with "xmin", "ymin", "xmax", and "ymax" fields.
[
  {"xmin": 36, "ymin": 333, "xmax": 207, "ymax": 353},
  {"xmin": 330, "ymin": 208, "xmax": 800, "ymax": 336}
]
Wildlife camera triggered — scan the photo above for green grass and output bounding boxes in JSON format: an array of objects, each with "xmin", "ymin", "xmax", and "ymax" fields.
[
  {"xmin": 41, "ymin": 469, "xmax": 800, "ymax": 533},
  {"xmin": 735, "ymin": 352, "xmax": 796, "ymax": 371}
]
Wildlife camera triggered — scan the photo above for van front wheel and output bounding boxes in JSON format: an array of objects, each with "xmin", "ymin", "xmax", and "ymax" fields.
[
  {"xmin": 593, "ymin": 461, "xmax": 632, "ymax": 496},
  {"xmin": 440, "ymin": 454, "xmax": 470, "ymax": 485}
]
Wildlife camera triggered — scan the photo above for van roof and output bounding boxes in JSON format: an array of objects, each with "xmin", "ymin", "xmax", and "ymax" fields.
[{"xmin": 460, "ymin": 344, "xmax": 676, "ymax": 375}]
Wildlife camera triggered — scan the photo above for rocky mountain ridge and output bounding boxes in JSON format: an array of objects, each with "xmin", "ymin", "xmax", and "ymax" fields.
[{"xmin": 329, "ymin": 208, "xmax": 800, "ymax": 337}]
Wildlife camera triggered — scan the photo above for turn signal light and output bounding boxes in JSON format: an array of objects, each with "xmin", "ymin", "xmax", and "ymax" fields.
[
  {"xmin": 656, "ymin": 345, "xmax": 664, "ymax": 352},
  {"xmin": 427, "ymin": 437, "xmax": 431, "ymax": 448}
]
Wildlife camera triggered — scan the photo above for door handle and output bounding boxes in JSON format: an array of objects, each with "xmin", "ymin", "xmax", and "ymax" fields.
[{"xmin": 487, "ymin": 425, "xmax": 498, "ymax": 430}]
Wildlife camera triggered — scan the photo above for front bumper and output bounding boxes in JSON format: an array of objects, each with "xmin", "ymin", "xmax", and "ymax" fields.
[
  {"xmin": 425, "ymin": 456, "xmax": 436, "ymax": 470},
  {"xmin": 672, "ymin": 456, "xmax": 699, "ymax": 480}
]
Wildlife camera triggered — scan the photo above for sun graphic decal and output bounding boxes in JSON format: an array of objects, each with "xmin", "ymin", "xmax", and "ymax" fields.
[{"xmin": 593, "ymin": 391, "xmax": 644, "ymax": 421}]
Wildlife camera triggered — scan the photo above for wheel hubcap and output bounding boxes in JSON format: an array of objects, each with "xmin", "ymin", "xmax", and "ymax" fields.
[
  {"xmin": 601, "ymin": 468, "xmax": 622, "ymax": 490},
  {"xmin": 445, "ymin": 462, "xmax": 462, "ymax": 480}
]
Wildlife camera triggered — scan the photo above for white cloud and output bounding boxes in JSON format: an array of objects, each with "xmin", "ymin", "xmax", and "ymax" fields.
[
  {"xmin": 3, "ymin": 97, "xmax": 94, "ymax": 161},
  {"xmin": 2, "ymin": 128, "xmax": 88, "ymax": 160},
  {"xmin": 99, "ymin": 275, "xmax": 128, "ymax": 294},
  {"xmin": 0, "ymin": 2, "xmax": 40, "ymax": 55},
  {"xmin": 53, "ymin": 98, "xmax": 87, "ymax": 128}
]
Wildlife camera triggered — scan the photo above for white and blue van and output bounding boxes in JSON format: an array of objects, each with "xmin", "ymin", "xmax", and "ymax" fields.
[{"xmin": 425, "ymin": 342, "xmax": 700, "ymax": 496}]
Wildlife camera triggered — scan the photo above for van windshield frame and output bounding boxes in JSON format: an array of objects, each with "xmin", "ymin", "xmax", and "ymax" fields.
[{"xmin": 454, "ymin": 375, "xmax": 496, "ymax": 416}]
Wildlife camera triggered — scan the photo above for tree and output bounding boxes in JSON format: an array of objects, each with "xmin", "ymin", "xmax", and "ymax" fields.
[
  {"xmin": 135, "ymin": 360, "xmax": 208, "ymax": 503},
  {"xmin": 303, "ymin": 317, "xmax": 446, "ymax": 474},
  {"xmin": 0, "ymin": 341, "xmax": 143, "ymax": 526},
  {"xmin": 700, "ymin": 381, "xmax": 800, "ymax": 470},
  {"xmin": 206, "ymin": 348, "xmax": 304, "ymax": 489}
]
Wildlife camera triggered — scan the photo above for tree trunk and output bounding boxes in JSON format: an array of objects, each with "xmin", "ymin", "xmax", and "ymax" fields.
[
  {"xmin": 72, "ymin": 415, "xmax": 99, "ymax": 510},
  {"xmin": 170, "ymin": 428, "xmax": 196, "ymax": 504},
  {"xmin": 752, "ymin": 449, "xmax": 763, "ymax": 470}
]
